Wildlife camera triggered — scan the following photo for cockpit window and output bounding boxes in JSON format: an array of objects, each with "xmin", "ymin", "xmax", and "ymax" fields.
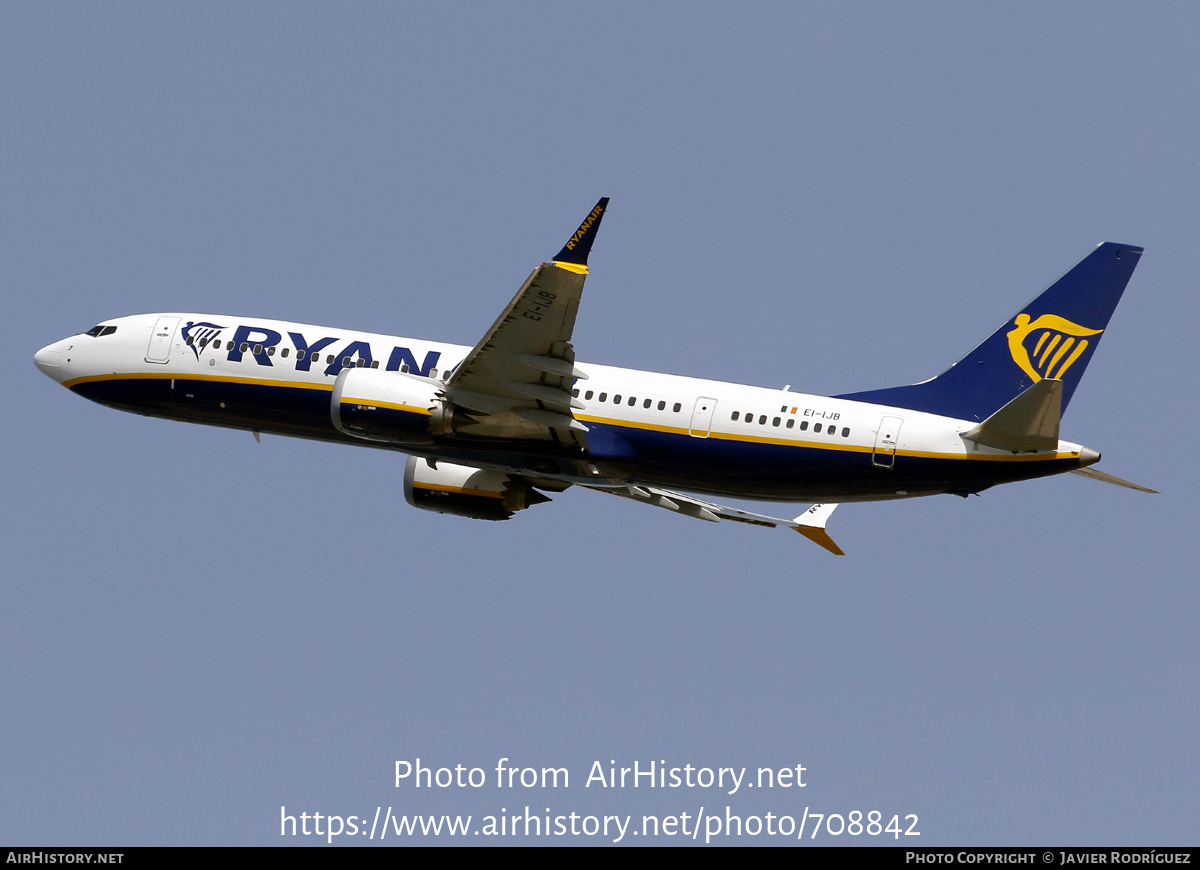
[{"xmin": 84, "ymin": 325, "xmax": 118, "ymax": 337}]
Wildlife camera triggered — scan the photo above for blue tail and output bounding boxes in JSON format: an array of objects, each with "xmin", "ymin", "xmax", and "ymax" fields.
[{"xmin": 836, "ymin": 242, "xmax": 1143, "ymax": 422}]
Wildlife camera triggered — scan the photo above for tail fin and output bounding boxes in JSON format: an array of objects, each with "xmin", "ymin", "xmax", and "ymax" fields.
[{"xmin": 836, "ymin": 242, "xmax": 1143, "ymax": 421}]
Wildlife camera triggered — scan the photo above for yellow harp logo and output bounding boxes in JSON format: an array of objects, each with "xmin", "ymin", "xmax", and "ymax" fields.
[{"xmin": 1006, "ymin": 313, "xmax": 1103, "ymax": 382}]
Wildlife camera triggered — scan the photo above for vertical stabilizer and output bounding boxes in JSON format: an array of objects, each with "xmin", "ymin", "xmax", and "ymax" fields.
[{"xmin": 837, "ymin": 243, "xmax": 1142, "ymax": 421}]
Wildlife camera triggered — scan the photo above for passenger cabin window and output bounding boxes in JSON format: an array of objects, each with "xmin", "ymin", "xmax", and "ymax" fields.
[
  {"xmin": 657, "ymin": 401, "xmax": 665, "ymax": 410},
  {"xmin": 281, "ymin": 347, "xmax": 289, "ymax": 358},
  {"xmin": 800, "ymin": 421, "xmax": 808, "ymax": 431},
  {"xmin": 673, "ymin": 403, "xmax": 681, "ymax": 412},
  {"xmin": 585, "ymin": 390, "xmax": 594, "ymax": 400},
  {"xmin": 599, "ymin": 392, "xmax": 607, "ymax": 402},
  {"xmin": 572, "ymin": 388, "xmax": 580, "ymax": 398},
  {"xmin": 732, "ymin": 411, "xmax": 740, "ymax": 421},
  {"xmin": 643, "ymin": 399, "xmax": 651, "ymax": 409},
  {"xmin": 628, "ymin": 396, "xmax": 636, "ymax": 406},
  {"xmin": 842, "ymin": 427, "xmax": 850, "ymax": 437},
  {"xmin": 772, "ymin": 417, "xmax": 781, "ymax": 427},
  {"xmin": 814, "ymin": 423, "xmax": 822, "ymax": 433},
  {"xmin": 614, "ymin": 394, "xmax": 622, "ymax": 403}
]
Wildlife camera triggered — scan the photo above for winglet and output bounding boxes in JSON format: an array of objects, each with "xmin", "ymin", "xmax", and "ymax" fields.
[
  {"xmin": 552, "ymin": 197, "xmax": 609, "ymax": 268},
  {"xmin": 792, "ymin": 503, "xmax": 845, "ymax": 555}
]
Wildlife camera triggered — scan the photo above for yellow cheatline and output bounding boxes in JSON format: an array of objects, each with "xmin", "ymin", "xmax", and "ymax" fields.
[
  {"xmin": 899, "ymin": 447, "xmax": 1076, "ymax": 462},
  {"xmin": 551, "ymin": 261, "xmax": 588, "ymax": 274},
  {"xmin": 709, "ymin": 430, "xmax": 872, "ymax": 454},
  {"xmin": 67, "ymin": 374, "xmax": 1079, "ymax": 464},
  {"xmin": 578, "ymin": 414, "xmax": 1075, "ymax": 462},
  {"xmin": 574, "ymin": 413, "xmax": 689, "ymax": 437},
  {"xmin": 64, "ymin": 371, "xmax": 335, "ymax": 392}
]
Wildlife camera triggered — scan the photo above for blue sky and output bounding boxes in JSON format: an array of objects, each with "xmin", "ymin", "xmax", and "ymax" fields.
[{"xmin": 4, "ymin": 3, "xmax": 1198, "ymax": 845}]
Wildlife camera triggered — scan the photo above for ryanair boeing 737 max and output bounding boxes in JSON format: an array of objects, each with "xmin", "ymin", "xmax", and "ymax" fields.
[{"xmin": 34, "ymin": 199, "xmax": 1154, "ymax": 554}]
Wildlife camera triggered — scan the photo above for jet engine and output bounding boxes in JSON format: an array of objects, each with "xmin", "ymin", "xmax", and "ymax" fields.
[
  {"xmin": 331, "ymin": 367, "xmax": 475, "ymax": 444},
  {"xmin": 403, "ymin": 456, "xmax": 552, "ymax": 521}
]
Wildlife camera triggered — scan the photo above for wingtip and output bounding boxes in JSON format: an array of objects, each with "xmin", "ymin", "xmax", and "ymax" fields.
[{"xmin": 552, "ymin": 198, "xmax": 610, "ymax": 266}]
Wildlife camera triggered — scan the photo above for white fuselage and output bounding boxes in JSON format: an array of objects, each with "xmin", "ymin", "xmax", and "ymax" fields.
[{"xmin": 35, "ymin": 312, "xmax": 1092, "ymax": 504}]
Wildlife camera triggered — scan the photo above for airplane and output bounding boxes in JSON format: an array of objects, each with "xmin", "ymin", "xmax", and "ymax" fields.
[{"xmin": 33, "ymin": 198, "xmax": 1155, "ymax": 554}]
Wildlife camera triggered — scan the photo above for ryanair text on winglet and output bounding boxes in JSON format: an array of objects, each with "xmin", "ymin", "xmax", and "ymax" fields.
[{"xmin": 563, "ymin": 204, "xmax": 605, "ymax": 251}]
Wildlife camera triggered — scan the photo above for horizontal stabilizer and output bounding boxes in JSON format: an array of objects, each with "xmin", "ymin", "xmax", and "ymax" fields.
[
  {"xmin": 791, "ymin": 503, "xmax": 845, "ymax": 556},
  {"xmin": 962, "ymin": 379, "xmax": 1061, "ymax": 452},
  {"xmin": 582, "ymin": 486, "xmax": 848, "ymax": 553},
  {"xmin": 1070, "ymin": 467, "xmax": 1158, "ymax": 493}
]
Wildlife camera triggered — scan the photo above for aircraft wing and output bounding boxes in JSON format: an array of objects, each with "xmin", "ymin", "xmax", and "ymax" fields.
[
  {"xmin": 581, "ymin": 483, "xmax": 846, "ymax": 555},
  {"xmin": 442, "ymin": 198, "xmax": 608, "ymax": 447}
]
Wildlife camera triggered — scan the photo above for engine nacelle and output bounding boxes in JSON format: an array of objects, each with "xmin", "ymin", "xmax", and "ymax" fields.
[
  {"xmin": 331, "ymin": 367, "xmax": 474, "ymax": 445},
  {"xmin": 403, "ymin": 456, "xmax": 552, "ymax": 521}
]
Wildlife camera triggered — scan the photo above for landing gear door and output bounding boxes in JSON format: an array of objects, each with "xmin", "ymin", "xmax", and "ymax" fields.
[
  {"xmin": 145, "ymin": 316, "xmax": 180, "ymax": 364},
  {"xmin": 689, "ymin": 397, "xmax": 718, "ymax": 438},
  {"xmin": 872, "ymin": 415, "xmax": 904, "ymax": 468}
]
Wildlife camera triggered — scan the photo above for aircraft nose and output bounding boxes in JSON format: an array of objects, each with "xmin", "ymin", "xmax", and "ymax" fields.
[{"xmin": 34, "ymin": 339, "xmax": 70, "ymax": 382}]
